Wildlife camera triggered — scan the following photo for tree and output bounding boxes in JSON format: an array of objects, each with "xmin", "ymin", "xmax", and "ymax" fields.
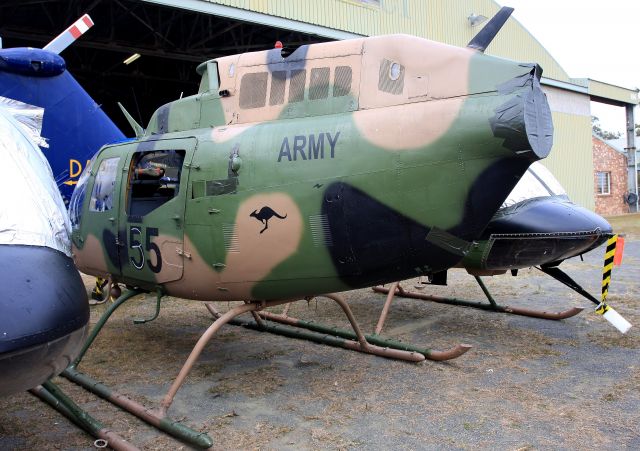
[{"xmin": 592, "ymin": 116, "xmax": 622, "ymax": 140}]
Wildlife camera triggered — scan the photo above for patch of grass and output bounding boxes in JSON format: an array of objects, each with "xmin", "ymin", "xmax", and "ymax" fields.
[{"xmin": 606, "ymin": 213, "xmax": 640, "ymax": 238}]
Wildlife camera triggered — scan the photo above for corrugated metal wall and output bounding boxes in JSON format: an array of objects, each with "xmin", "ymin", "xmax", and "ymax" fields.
[
  {"xmin": 543, "ymin": 113, "xmax": 595, "ymax": 210},
  {"xmin": 204, "ymin": 0, "xmax": 571, "ymax": 82}
]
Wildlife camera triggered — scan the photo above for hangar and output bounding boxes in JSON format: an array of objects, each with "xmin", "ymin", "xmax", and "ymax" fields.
[{"xmin": 1, "ymin": 0, "xmax": 637, "ymax": 210}]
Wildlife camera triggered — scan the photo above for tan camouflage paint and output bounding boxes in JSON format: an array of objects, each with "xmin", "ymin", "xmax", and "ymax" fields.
[
  {"xmin": 165, "ymin": 192, "xmax": 303, "ymax": 300},
  {"xmin": 352, "ymin": 97, "xmax": 465, "ymax": 150},
  {"xmin": 352, "ymin": 35, "xmax": 473, "ymax": 149},
  {"xmin": 214, "ymin": 37, "xmax": 364, "ymax": 126},
  {"xmin": 153, "ymin": 234, "xmax": 184, "ymax": 284},
  {"xmin": 72, "ymin": 235, "xmax": 109, "ymax": 277},
  {"xmin": 215, "ymin": 34, "xmax": 473, "ymax": 149},
  {"xmin": 360, "ymin": 35, "xmax": 473, "ymax": 109},
  {"xmin": 210, "ymin": 123, "xmax": 253, "ymax": 144}
]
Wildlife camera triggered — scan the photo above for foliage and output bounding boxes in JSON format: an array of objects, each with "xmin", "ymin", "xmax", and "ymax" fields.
[{"xmin": 592, "ymin": 116, "xmax": 622, "ymax": 140}]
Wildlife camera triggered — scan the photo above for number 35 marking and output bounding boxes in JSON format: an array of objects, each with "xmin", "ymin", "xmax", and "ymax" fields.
[{"xmin": 129, "ymin": 226, "xmax": 162, "ymax": 273}]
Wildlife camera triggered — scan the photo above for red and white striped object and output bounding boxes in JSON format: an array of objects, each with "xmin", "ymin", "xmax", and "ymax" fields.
[{"xmin": 43, "ymin": 14, "xmax": 94, "ymax": 54}]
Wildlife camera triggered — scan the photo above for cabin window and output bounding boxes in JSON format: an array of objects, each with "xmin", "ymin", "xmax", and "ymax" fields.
[
  {"xmin": 269, "ymin": 70, "xmax": 287, "ymax": 106},
  {"xmin": 289, "ymin": 69, "xmax": 306, "ymax": 103},
  {"xmin": 378, "ymin": 59, "xmax": 405, "ymax": 95},
  {"xmin": 127, "ymin": 150, "xmax": 185, "ymax": 217},
  {"xmin": 596, "ymin": 171, "xmax": 611, "ymax": 195},
  {"xmin": 309, "ymin": 67, "xmax": 330, "ymax": 100},
  {"xmin": 333, "ymin": 66, "xmax": 352, "ymax": 97},
  {"xmin": 89, "ymin": 157, "xmax": 120, "ymax": 212},
  {"xmin": 239, "ymin": 72, "xmax": 268, "ymax": 109}
]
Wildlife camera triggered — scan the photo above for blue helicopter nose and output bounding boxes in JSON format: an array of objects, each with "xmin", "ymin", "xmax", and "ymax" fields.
[
  {"xmin": 0, "ymin": 245, "xmax": 88, "ymax": 396},
  {"xmin": 480, "ymin": 196, "xmax": 613, "ymax": 270}
]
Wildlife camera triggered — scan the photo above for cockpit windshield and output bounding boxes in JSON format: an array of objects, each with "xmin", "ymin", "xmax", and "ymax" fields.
[{"xmin": 501, "ymin": 162, "xmax": 567, "ymax": 208}]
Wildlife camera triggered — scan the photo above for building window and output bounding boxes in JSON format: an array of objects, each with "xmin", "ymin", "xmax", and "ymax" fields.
[{"xmin": 596, "ymin": 171, "xmax": 611, "ymax": 195}]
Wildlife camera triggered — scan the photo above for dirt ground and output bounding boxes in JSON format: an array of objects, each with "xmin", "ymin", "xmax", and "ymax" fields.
[{"xmin": 1, "ymin": 215, "xmax": 639, "ymax": 450}]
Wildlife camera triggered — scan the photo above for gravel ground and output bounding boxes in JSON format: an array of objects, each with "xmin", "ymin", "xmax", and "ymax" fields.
[{"xmin": 1, "ymin": 218, "xmax": 638, "ymax": 450}]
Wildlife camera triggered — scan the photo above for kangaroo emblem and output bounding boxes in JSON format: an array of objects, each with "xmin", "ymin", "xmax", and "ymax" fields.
[{"xmin": 250, "ymin": 206, "xmax": 287, "ymax": 234}]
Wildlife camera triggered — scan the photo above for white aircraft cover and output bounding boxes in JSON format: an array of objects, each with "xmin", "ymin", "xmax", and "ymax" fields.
[
  {"xmin": 0, "ymin": 96, "xmax": 47, "ymax": 148},
  {"xmin": 0, "ymin": 105, "xmax": 71, "ymax": 256},
  {"xmin": 501, "ymin": 162, "xmax": 567, "ymax": 208}
]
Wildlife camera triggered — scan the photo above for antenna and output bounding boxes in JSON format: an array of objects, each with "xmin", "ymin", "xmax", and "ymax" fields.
[{"xmin": 467, "ymin": 7, "xmax": 514, "ymax": 53}]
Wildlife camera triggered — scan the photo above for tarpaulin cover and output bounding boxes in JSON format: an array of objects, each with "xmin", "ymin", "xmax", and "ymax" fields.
[
  {"xmin": 0, "ymin": 104, "xmax": 71, "ymax": 256},
  {"xmin": 0, "ymin": 96, "xmax": 46, "ymax": 147}
]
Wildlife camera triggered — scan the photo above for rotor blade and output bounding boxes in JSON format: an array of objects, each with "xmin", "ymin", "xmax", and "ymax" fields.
[
  {"xmin": 467, "ymin": 6, "xmax": 514, "ymax": 53},
  {"xmin": 43, "ymin": 14, "xmax": 94, "ymax": 54}
]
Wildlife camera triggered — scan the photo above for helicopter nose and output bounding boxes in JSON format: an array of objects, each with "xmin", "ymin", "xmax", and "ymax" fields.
[
  {"xmin": 0, "ymin": 245, "xmax": 88, "ymax": 396},
  {"xmin": 480, "ymin": 196, "xmax": 613, "ymax": 270}
]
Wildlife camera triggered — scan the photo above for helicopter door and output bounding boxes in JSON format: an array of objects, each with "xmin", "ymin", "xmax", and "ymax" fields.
[{"xmin": 119, "ymin": 138, "xmax": 196, "ymax": 285}]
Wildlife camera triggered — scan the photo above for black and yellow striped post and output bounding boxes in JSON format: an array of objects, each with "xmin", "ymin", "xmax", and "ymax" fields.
[
  {"xmin": 595, "ymin": 234, "xmax": 631, "ymax": 333},
  {"xmin": 596, "ymin": 234, "xmax": 618, "ymax": 315}
]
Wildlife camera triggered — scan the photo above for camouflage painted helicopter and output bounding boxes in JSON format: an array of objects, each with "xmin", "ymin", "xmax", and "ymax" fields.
[
  {"xmin": 11, "ymin": 7, "xmax": 619, "ymax": 448},
  {"xmin": 70, "ymin": 11, "xmax": 553, "ymax": 302},
  {"xmin": 55, "ymin": 7, "xmax": 568, "ymax": 446}
]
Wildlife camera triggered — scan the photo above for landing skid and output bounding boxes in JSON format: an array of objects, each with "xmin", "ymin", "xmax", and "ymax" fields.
[
  {"xmin": 208, "ymin": 292, "xmax": 471, "ymax": 362},
  {"xmin": 45, "ymin": 287, "xmax": 469, "ymax": 449},
  {"xmin": 373, "ymin": 276, "xmax": 584, "ymax": 321},
  {"xmin": 29, "ymin": 381, "xmax": 137, "ymax": 451}
]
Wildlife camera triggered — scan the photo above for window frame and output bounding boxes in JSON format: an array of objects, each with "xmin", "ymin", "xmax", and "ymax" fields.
[
  {"xmin": 89, "ymin": 157, "xmax": 120, "ymax": 213},
  {"xmin": 596, "ymin": 171, "xmax": 611, "ymax": 196},
  {"xmin": 126, "ymin": 149, "xmax": 186, "ymax": 218}
]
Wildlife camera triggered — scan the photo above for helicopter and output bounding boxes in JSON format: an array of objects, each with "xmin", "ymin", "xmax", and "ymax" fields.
[
  {"xmin": 0, "ymin": 14, "xmax": 125, "ymax": 207},
  {"xmin": 0, "ymin": 99, "xmax": 88, "ymax": 397},
  {"xmin": 48, "ymin": 7, "xmax": 578, "ymax": 447},
  {"xmin": 0, "ymin": 16, "xmax": 111, "ymax": 397}
]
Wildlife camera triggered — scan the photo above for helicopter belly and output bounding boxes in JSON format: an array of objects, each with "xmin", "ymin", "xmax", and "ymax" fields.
[{"xmin": 0, "ymin": 245, "xmax": 88, "ymax": 396}]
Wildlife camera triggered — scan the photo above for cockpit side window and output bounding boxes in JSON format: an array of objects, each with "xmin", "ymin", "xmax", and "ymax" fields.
[
  {"xmin": 89, "ymin": 157, "xmax": 120, "ymax": 212},
  {"xmin": 127, "ymin": 150, "xmax": 185, "ymax": 217}
]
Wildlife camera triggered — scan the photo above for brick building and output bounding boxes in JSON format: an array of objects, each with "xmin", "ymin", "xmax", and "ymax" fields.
[{"xmin": 592, "ymin": 135, "xmax": 628, "ymax": 215}]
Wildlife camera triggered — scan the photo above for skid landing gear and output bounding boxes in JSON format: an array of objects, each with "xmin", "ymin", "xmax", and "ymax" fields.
[
  {"xmin": 45, "ymin": 290, "xmax": 470, "ymax": 449},
  {"xmin": 207, "ymin": 292, "xmax": 471, "ymax": 362},
  {"xmin": 43, "ymin": 288, "xmax": 471, "ymax": 448},
  {"xmin": 373, "ymin": 276, "xmax": 584, "ymax": 320},
  {"xmin": 29, "ymin": 381, "xmax": 138, "ymax": 451},
  {"xmin": 45, "ymin": 288, "xmax": 215, "ymax": 449}
]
